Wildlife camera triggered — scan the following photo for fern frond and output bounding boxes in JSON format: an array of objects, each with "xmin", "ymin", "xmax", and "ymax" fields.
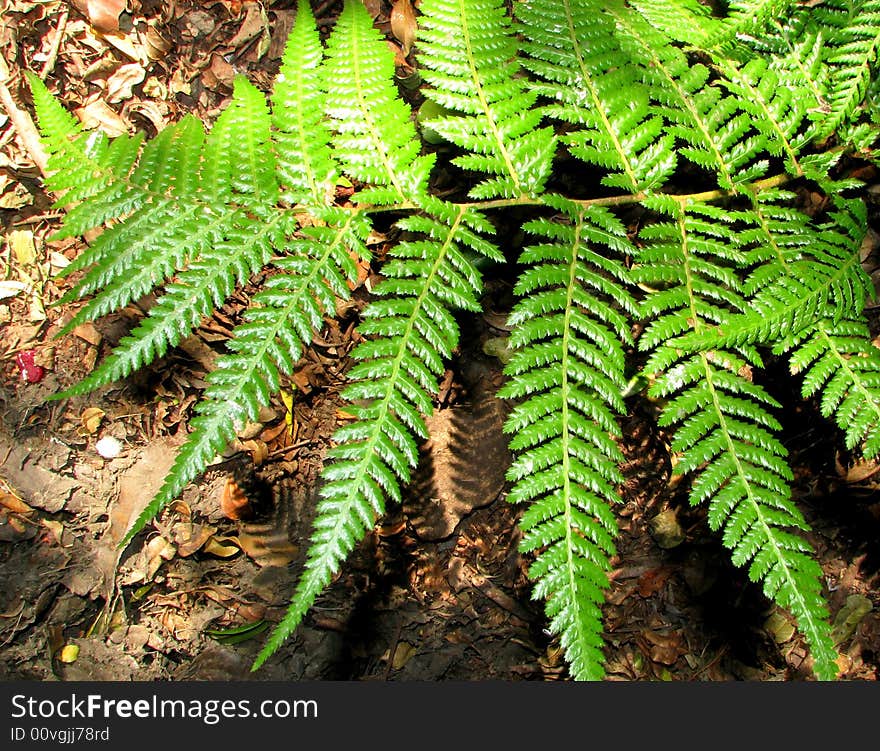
[
  {"xmin": 199, "ymin": 76, "xmax": 278, "ymax": 210},
  {"xmin": 673, "ymin": 189, "xmax": 872, "ymax": 352},
  {"xmin": 254, "ymin": 198, "xmax": 501, "ymax": 668},
  {"xmin": 714, "ymin": 58, "xmax": 813, "ymax": 176},
  {"xmin": 121, "ymin": 208, "xmax": 372, "ymax": 548},
  {"xmin": 497, "ymin": 195, "xmax": 636, "ymax": 680},
  {"xmin": 52, "ymin": 213, "xmax": 286, "ymax": 399},
  {"xmin": 324, "ymin": 0, "xmax": 434, "ymax": 206},
  {"xmin": 44, "ymin": 115, "xmax": 206, "ymax": 284},
  {"xmin": 732, "ymin": 13, "xmax": 829, "ymax": 132},
  {"xmin": 636, "ymin": 198, "xmax": 838, "ymax": 681},
  {"xmin": 635, "ymin": 198, "xmax": 748, "ymax": 365},
  {"xmin": 417, "ymin": 0, "xmax": 556, "ymax": 199},
  {"xmin": 271, "ymin": 3, "xmax": 338, "ymax": 207},
  {"xmin": 628, "ymin": 0, "xmax": 715, "ymax": 46},
  {"xmin": 517, "ymin": 0, "xmax": 676, "ymax": 193},
  {"xmin": 27, "ymin": 72, "xmax": 147, "ymax": 221},
  {"xmin": 786, "ymin": 315, "xmax": 880, "ymax": 458},
  {"xmin": 810, "ymin": 0, "xmax": 880, "ymax": 138},
  {"xmin": 706, "ymin": 0, "xmax": 798, "ymax": 50},
  {"xmin": 609, "ymin": 6, "xmax": 768, "ymax": 189}
]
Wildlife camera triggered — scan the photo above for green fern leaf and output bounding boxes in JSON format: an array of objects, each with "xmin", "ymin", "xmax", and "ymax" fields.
[
  {"xmin": 785, "ymin": 316, "xmax": 880, "ymax": 458},
  {"xmin": 121, "ymin": 208, "xmax": 372, "ymax": 548},
  {"xmin": 810, "ymin": 0, "xmax": 880, "ymax": 138},
  {"xmin": 672, "ymin": 190, "xmax": 872, "ymax": 352},
  {"xmin": 497, "ymin": 196, "xmax": 636, "ymax": 680},
  {"xmin": 706, "ymin": 0, "xmax": 799, "ymax": 50},
  {"xmin": 324, "ymin": 0, "xmax": 434, "ymax": 206},
  {"xmin": 271, "ymin": 3, "xmax": 338, "ymax": 207},
  {"xmin": 418, "ymin": 0, "xmax": 556, "ymax": 199},
  {"xmin": 610, "ymin": 6, "xmax": 769, "ymax": 189},
  {"xmin": 635, "ymin": 198, "xmax": 838, "ymax": 681},
  {"xmin": 628, "ymin": 0, "xmax": 716, "ymax": 46},
  {"xmin": 254, "ymin": 198, "xmax": 500, "ymax": 669},
  {"xmin": 52, "ymin": 213, "xmax": 286, "ymax": 399},
  {"xmin": 517, "ymin": 0, "xmax": 676, "ymax": 193}
]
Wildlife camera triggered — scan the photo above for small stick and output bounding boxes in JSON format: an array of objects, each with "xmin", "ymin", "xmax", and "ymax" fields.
[
  {"xmin": 0, "ymin": 57, "xmax": 49, "ymax": 177},
  {"xmin": 39, "ymin": 7, "xmax": 70, "ymax": 80}
]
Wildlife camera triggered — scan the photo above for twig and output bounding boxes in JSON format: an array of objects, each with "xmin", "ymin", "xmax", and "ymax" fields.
[
  {"xmin": 0, "ymin": 57, "xmax": 49, "ymax": 177},
  {"xmin": 39, "ymin": 7, "xmax": 70, "ymax": 80}
]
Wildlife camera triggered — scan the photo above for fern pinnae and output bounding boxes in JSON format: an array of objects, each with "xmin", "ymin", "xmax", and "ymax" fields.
[
  {"xmin": 52, "ymin": 212, "xmax": 285, "ymax": 399},
  {"xmin": 121, "ymin": 208, "xmax": 371, "ymax": 550},
  {"xmin": 418, "ymin": 0, "xmax": 556, "ymax": 199},
  {"xmin": 271, "ymin": 3, "xmax": 337, "ymax": 208},
  {"xmin": 706, "ymin": 0, "xmax": 799, "ymax": 50},
  {"xmin": 810, "ymin": 0, "xmax": 880, "ymax": 138},
  {"xmin": 636, "ymin": 199, "xmax": 838, "ymax": 680},
  {"xmin": 713, "ymin": 58, "xmax": 811, "ymax": 177},
  {"xmin": 517, "ymin": 0, "xmax": 676, "ymax": 194},
  {"xmin": 610, "ymin": 7, "xmax": 770, "ymax": 190},
  {"xmin": 324, "ymin": 0, "xmax": 434, "ymax": 206},
  {"xmin": 498, "ymin": 197, "xmax": 636, "ymax": 680},
  {"xmin": 256, "ymin": 200, "xmax": 498, "ymax": 669},
  {"xmin": 673, "ymin": 189, "xmax": 873, "ymax": 353},
  {"xmin": 52, "ymin": 204, "xmax": 224, "ymax": 336}
]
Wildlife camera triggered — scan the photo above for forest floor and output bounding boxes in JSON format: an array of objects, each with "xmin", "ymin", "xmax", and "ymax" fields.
[{"xmin": 2, "ymin": 0, "xmax": 880, "ymax": 682}]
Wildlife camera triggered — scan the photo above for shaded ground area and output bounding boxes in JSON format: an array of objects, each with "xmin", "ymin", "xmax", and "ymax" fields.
[{"xmin": 2, "ymin": 0, "xmax": 880, "ymax": 682}]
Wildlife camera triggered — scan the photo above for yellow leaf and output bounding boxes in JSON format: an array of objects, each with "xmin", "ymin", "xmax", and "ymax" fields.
[
  {"xmin": 59, "ymin": 644, "xmax": 80, "ymax": 664},
  {"xmin": 80, "ymin": 407, "xmax": 105, "ymax": 434},
  {"xmin": 7, "ymin": 230, "xmax": 36, "ymax": 267},
  {"xmin": 203, "ymin": 536, "xmax": 242, "ymax": 558},
  {"xmin": 280, "ymin": 388, "xmax": 295, "ymax": 437}
]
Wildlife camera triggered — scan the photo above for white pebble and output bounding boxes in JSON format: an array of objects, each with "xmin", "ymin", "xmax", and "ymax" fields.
[{"xmin": 95, "ymin": 436, "xmax": 123, "ymax": 459}]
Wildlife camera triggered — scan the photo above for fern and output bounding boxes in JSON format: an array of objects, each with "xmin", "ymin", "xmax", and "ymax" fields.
[
  {"xmin": 633, "ymin": 196, "xmax": 838, "ymax": 681},
  {"xmin": 28, "ymin": 0, "xmax": 880, "ymax": 680},
  {"xmin": 497, "ymin": 195, "xmax": 636, "ymax": 680}
]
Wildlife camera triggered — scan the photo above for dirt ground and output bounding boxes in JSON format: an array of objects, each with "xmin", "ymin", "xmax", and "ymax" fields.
[{"xmin": 2, "ymin": 0, "xmax": 880, "ymax": 682}]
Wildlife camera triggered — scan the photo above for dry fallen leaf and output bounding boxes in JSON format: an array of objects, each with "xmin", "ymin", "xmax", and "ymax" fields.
[
  {"xmin": 105, "ymin": 63, "xmax": 146, "ymax": 103},
  {"xmin": 174, "ymin": 522, "xmax": 216, "ymax": 557},
  {"xmin": 390, "ymin": 0, "xmax": 417, "ymax": 57},
  {"xmin": 0, "ymin": 491, "xmax": 33, "ymax": 515},
  {"xmin": 220, "ymin": 477, "xmax": 252, "ymax": 520},
  {"xmin": 202, "ymin": 535, "xmax": 242, "ymax": 558},
  {"xmin": 75, "ymin": 99, "xmax": 129, "ymax": 137},
  {"xmin": 80, "ymin": 407, "xmax": 106, "ymax": 434},
  {"xmin": 362, "ymin": 0, "xmax": 384, "ymax": 18},
  {"xmin": 390, "ymin": 641, "xmax": 417, "ymax": 670},
  {"xmin": 8, "ymin": 229, "xmax": 36, "ymax": 266},
  {"xmin": 74, "ymin": 0, "xmax": 126, "ymax": 33},
  {"xmin": 836, "ymin": 453, "xmax": 880, "ymax": 483}
]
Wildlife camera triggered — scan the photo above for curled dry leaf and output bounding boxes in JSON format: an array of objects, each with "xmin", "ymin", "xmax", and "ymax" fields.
[
  {"xmin": 0, "ymin": 491, "xmax": 33, "ymax": 515},
  {"xmin": 175, "ymin": 522, "xmax": 217, "ymax": 557},
  {"xmin": 390, "ymin": 0, "xmax": 417, "ymax": 57},
  {"xmin": 75, "ymin": 99, "xmax": 129, "ymax": 137},
  {"xmin": 202, "ymin": 535, "xmax": 242, "ymax": 558},
  {"xmin": 105, "ymin": 63, "xmax": 146, "ymax": 103},
  {"xmin": 219, "ymin": 477, "xmax": 253, "ymax": 521},
  {"xmin": 80, "ymin": 406, "xmax": 105, "ymax": 434}
]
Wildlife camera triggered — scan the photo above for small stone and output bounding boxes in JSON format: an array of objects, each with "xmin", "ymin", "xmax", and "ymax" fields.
[
  {"xmin": 95, "ymin": 436, "xmax": 123, "ymax": 459},
  {"xmin": 648, "ymin": 508, "xmax": 686, "ymax": 549}
]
